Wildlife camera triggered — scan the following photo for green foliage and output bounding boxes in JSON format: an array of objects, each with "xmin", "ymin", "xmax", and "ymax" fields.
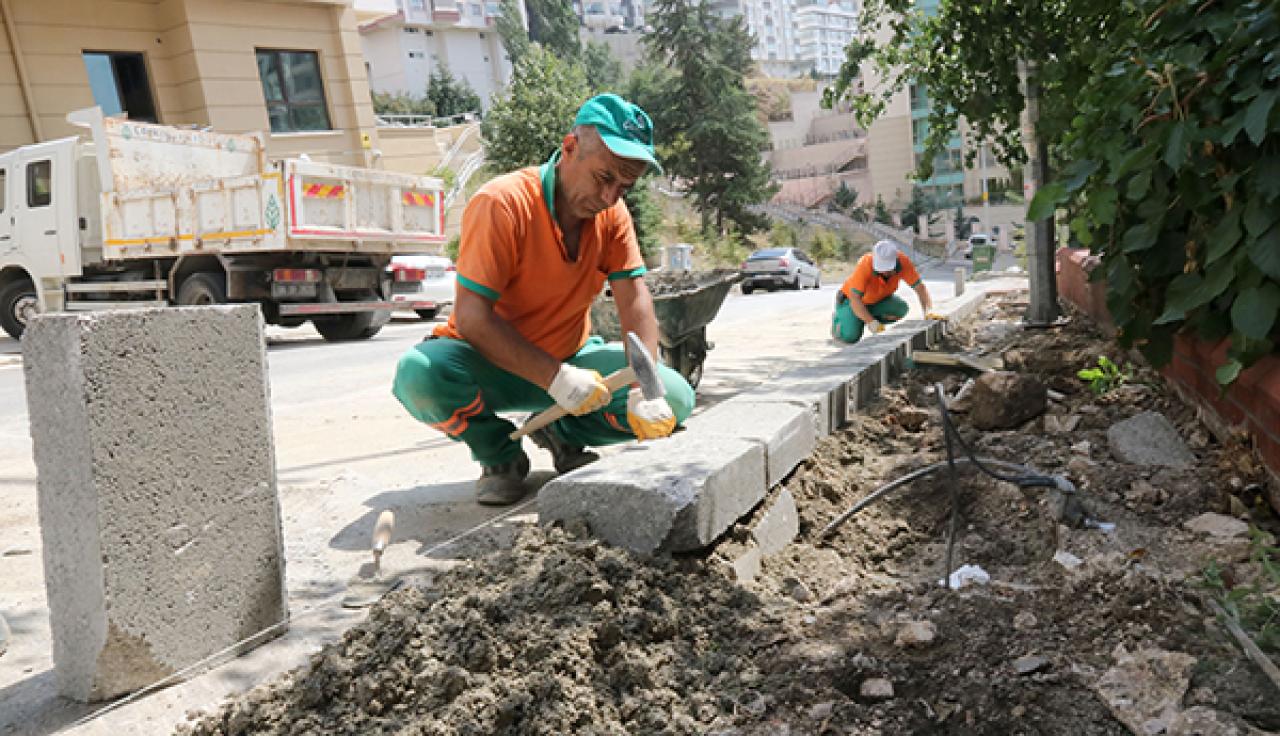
[
  {"xmin": 1032, "ymin": 0, "xmax": 1280, "ymax": 385},
  {"xmin": 623, "ymin": 179, "xmax": 662, "ymax": 264},
  {"xmin": 482, "ymin": 47, "xmax": 591, "ymax": 171},
  {"xmin": 371, "ymin": 90, "xmax": 435, "ymax": 116},
  {"xmin": 1076, "ymin": 355, "xmax": 1131, "ymax": 395},
  {"xmin": 770, "ymin": 221, "xmax": 799, "ymax": 248},
  {"xmin": 873, "ymin": 195, "xmax": 892, "ymax": 225},
  {"xmin": 900, "ymin": 185, "xmax": 942, "ymax": 230},
  {"xmin": 1202, "ymin": 530, "xmax": 1280, "ymax": 653},
  {"xmin": 583, "ymin": 41, "xmax": 623, "ymax": 94},
  {"xmin": 427, "ymin": 64, "xmax": 482, "ymax": 117},
  {"xmin": 642, "ymin": 0, "xmax": 777, "ymax": 235},
  {"xmin": 445, "ymin": 234, "xmax": 462, "ymax": 261},
  {"xmin": 826, "ymin": 0, "xmax": 1122, "ymax": 180},
  {"xmin": 808, "ymin": 228, "xmax": 839, "ymax": 263},
  {"xmin": 432, "ymin": 165, "xmax": 458, "ymax": 190},
  {"xmin": 954, "ymin": 204, "xmax": 972, "ymax": 240},
  {"xmin": 525, "ymin": 0, "xmax": 581, "ymax": 58},
  {"xmin": 832, "ymin": 181, "xmax": 858, "ymax": 211},
  {"xmin": 496, "ymin": 0, "xmax": 531, "ymax": 67}
]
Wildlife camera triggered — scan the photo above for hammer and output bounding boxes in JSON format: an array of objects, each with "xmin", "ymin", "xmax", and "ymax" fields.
[{"xmin": 510, "ymin": 331, "xmax": 665, "ymax": 440}]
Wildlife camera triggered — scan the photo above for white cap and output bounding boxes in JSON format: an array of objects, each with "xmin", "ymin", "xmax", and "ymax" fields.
[{"xmin": 872, "ymin": 240, "xmax": 899, "ymax": 272}]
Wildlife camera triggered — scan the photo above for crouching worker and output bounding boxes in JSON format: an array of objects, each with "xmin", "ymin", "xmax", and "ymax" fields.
[
  {"xmin": 832, "ymin": 240, "xmax": 943, "ymax": 343},
  {"xmin": 392, "ymin": 94, "xmax": 695, "ymax": 506}
]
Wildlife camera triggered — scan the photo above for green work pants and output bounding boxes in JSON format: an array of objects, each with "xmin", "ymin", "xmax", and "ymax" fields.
[
  {"xmin": 832, "ymin": 294, "xmax": 910, "ymax": 343},
  {"xmin": 392, "ymin": 336, "xmax": 695, "ymax": 467}
]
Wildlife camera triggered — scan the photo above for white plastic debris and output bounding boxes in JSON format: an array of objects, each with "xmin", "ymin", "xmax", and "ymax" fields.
[
  {"xmin": 1053, "ymin": 550, "xmax": 1085, "ymax": 570},
  {"xmin": 941, "ymin": 564, "xmax": 991, "ymax": 589}
]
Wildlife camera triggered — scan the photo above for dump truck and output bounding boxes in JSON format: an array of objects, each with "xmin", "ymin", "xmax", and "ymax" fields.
[{"xmin": 0, "ymin": 107, "xmax": 448, "ymax": 341}]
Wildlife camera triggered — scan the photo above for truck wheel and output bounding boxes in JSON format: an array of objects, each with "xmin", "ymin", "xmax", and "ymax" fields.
[
  {"xmin": 315, "ymin": 312, "xmax": 381, "ymax": 341},
  {"xmin": 0, "ymin": 279, "xmax": 38, "ymax": 340},
  {"xmin": 742, "ymin": 283, "xmax": 754, "ymax": 295},
  {"xmin": 176, "ymin": 272, "xmax": 227, "ymax": 305},
  {"xmin": 415, "ymin": 307, "xmax": 439, "ymax": 320}
]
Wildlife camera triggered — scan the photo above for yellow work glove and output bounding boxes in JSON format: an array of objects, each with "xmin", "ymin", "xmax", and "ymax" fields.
[
  {"xmin": 925, "ymin": 311, "xmax": 945, "ymax": 321},
  {"xmin": 867, "ymin": 320, "xmax": 885, "ymax": 334},
  {"xmin": 627, "ymin": 388, "xmax": 676, "ymax": 441},
  {"xmin": 548, "ymin": 364, "xmax": 611, "ymax": 416}
]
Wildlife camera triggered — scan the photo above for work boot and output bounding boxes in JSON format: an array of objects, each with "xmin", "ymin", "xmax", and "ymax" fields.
[
  {"xmin": 475, "ymin": 452, "xmax": 531, "ymax": 506},
  {"xmin": 530, "ymin": 427, "xmax": 600, "ymax": 474}
]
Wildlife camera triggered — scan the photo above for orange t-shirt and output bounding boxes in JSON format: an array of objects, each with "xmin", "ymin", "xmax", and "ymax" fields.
[
  {"xmin": 839, "ymin": 252, "xmax": 922, "ymax": 305},
  {"xmin": 433, "ymin": 162, "xmax": 646, "ymax": 360}
]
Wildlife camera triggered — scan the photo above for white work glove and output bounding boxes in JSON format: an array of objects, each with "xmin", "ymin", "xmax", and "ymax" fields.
[
  {"xmin": 867, "ymin": 320, "xmax": 885, "ymax": 334},
  {"xmin": 627, "ymin": 388, "xmax": 676, "ymax": 441},
  {"xmin": 548, "ymin": 364, "xmax": 611, "ymax": 416}
]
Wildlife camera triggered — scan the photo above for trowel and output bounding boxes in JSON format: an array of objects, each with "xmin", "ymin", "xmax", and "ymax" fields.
[{"xmin": 341, "ymin": 510, "xmax": 404, "ymax": 609}]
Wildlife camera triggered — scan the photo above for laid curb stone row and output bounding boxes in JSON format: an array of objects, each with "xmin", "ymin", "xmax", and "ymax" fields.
[{"xmin": 539, "ymin": 287, "xmax": 990, "ymax": 556}]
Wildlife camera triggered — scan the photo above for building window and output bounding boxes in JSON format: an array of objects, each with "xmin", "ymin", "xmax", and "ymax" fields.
[
  {"xmin": 410, "ymin": 0, "xmax": 426, "ymax": 8},
  {"xmin": 27, "ymin": 160, "xmax": 51, "ymax": 208},
  {"xmin": 255, "ymin": 49, "xmax": 332, "ymax": 134},
  {"xmin": 471, "ymin": 2, "xmax": 482, "ymax": 13},
  {"xmin": 404, "ymin": 27, "xmax": 421, "ymax": 33},
  {"xmin": 0, "ymin": 168, "xmax": 6, "ymax": 212},
  {"xmin": 82, "ymin": 51, "xmax": 158, "ymax": 123},
  {"xmin": 408, "ymin": 50, "xmax": 426, "ymax": 59}
]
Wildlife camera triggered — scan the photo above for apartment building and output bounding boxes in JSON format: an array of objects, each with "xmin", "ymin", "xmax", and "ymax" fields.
[
  {"xmin": 793, "ymin": 0, "xmax": 856, "ymax": 78},
  {"xmin": 766, "ymin": 87, "xmax": 870, "ymax": 207},
  {"xmin": 707, "ymin": 0, "xmax": 804, "ymax": 76},
  {"xmin": 0, "ymin": 0, "xmax": 382, "ymax": 166},
  {"xmin": 358, "ymin": 0, "xmax": 512, "ymax": 110}
]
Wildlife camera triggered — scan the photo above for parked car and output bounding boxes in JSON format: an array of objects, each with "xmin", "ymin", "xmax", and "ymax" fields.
[
  {"xmin": 740, "ymin": 248, "xmax": 822, "ymax": 293},
  {"xmin": 963, "ymin": 233, "xmax": 992, "ymax": 259},
  {"xmin": 388, "ymin": 255, "xmax": 456, "ymax": 320}
]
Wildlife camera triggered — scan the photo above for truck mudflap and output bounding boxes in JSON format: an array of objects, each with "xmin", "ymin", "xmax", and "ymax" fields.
[{"xmin": 277, "ymin": 300, "xmax": 435, "ymax": 317}]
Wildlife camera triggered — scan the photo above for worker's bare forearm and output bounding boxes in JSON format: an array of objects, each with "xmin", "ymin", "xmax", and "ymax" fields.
[
  {"xmin": 455, "ymin": 293, "xmax": 559, "ymax": 388},
  {"xmin": 612, "ymin": 278, "xmax": 661, "ymax": 363},
  {"xmin": 850, "ymin": 299, "xmax": 876, "ymax": 325},
  {"xmin": 914, "ymin": 283, "xmax": 933, "ymax": 311}
]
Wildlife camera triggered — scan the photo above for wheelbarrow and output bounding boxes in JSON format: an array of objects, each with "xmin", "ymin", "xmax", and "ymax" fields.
[{"xmin": 590, "ymin": 269, "xmax": 740, "ymax": 389}]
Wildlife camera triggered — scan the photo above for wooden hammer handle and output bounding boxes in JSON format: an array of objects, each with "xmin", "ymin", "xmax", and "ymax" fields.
[{"xmin": 509, "ymin": 366, "xmax": 636, "ymax": 440}]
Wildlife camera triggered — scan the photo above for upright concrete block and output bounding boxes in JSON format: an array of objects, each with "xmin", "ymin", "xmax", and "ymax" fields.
[
  {"xmin": 539, "ymin": 434, "xmax": 766, "ymax": 554},
  {"xmin": 686, "ymin": 399, "xmax": 817, "ymax": 486},
  {"xmin": 23, "ymin": 306, "xmax": 287, "ymax": 702}
]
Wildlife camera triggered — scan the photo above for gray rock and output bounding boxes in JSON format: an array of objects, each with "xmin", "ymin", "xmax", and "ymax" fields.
[
  {"xmin": 859, "ymin": 678, "xmax": 894, "ymax": 700},
  {"xmin": 894, "ymin": 621, "xmax": 937, "ymax": 648},
  {"xmin": 1013, "ymin": 655, "xmax": 1049, "ymax": 675},
  {"xmin": 1108, "ymin": 411, "xmax": 1195, "ymax": 468},
  {"xmin": 1013, "ymin": 611, "xmax": 1037, "ymax": 631},
  {"xmin": 1183, "ymin": 512, "xmax": 1249, "ymax": 539},
  {"xmin": 969, "ymin": 371, "xmax": 1047, "ymax": 430},
  {"xmin": 751, "ymin": 489, "xmax": 799, "ymax": 558},
  {"xmin": 1093, "ymin": 647, "xmax": 1196, "ymax": 736}
]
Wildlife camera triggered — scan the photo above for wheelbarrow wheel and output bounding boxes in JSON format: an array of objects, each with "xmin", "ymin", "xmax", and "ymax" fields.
[{"xmin": 661, "ymin": 328, "xmax": 709, "ymax": 389}]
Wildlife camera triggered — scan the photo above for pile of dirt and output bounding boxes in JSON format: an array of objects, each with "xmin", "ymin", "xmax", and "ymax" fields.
[
  {"xmin": 179, "ymin": 526, "xmax": 783, "ymax": 736},
  {"xmin": 181, "ymin": 294, "xmax": 1280, "ymax": 735}
]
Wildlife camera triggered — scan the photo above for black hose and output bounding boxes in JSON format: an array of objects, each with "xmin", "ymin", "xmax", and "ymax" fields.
[{"xmin": 820, "ymin": 381, "xmax": 1076, "ymax": 590}]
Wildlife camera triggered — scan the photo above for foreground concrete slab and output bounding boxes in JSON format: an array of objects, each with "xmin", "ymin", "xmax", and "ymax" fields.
[
  {"xmin": 538, "ymin": 435, "xmax": 766, "ymax": 554},
  {"xmin": 685, "ymin": 400, "xmax": 816, "ymax": 486},
  {"xmin": 23, "ymin": 306, "xmax": 287, "ymax": 702}
]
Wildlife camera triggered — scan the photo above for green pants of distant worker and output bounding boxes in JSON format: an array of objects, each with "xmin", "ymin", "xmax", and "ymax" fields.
[
  {"xmin": 393, "ymin": 336, "xmax": 696, "ymax": 467},
  {"xmin": 831, "ymin": 294, "xmax": 910, "ymax": 343}
]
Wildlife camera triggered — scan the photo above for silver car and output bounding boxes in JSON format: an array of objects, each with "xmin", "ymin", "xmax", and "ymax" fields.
[
  {"xmin": 388, "ymin": 254, "xmax": 456, "ymax": 320},
  {"xmin": 740, "ymin": 248, "xmax": 822, "ymax": 293}
]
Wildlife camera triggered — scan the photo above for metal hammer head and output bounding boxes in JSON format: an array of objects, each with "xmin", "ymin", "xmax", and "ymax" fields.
[{"xmin": 625, "ymin": 331, "xmax": 665, "ymax": 401}]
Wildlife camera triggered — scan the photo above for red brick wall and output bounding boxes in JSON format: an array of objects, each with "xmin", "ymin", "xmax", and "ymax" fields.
[{"xmin": 1056, "ymin": 248, "xmax": 1280, "ymax": 490}]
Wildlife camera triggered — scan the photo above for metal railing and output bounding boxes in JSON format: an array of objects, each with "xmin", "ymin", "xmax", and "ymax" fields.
[{"xmin": 375, "ymin": 111, "xmax": 481, "ymax": 128}]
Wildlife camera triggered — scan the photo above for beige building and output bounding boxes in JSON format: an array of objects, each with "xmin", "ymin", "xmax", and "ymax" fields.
[{"xmin": 0, "ymin": 0, "xmax": 386, "ymax": 166}]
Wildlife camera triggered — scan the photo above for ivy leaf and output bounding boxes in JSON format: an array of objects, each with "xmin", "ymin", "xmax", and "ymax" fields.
[
  {"xmin": 1216, "ymin": 359, "xmax": 1243, "ymax": 385},
  {"xmin": 1164, "ymin": 121, "xmax": 1190, "ymax": 171},
  {"xmin": 1155, "ymin": 273, "xmax": 1201, "ymax": 324},
  {"xmin": 1027, "ymin": 182, "xmax": 1067, "ymax": 222},
  {"xmin": 1122, "ymin": 222, "xmax": 1158, "ymax": 252},
  {"xmin": 1245, "ymin": 88, "xmax": 1278, "ymax": 145},
  {"xmin": 1249, "ymin": 224, "xmax": 1280, "ymax": 279},
  {"xmin": 1061, "ymin": 158, "xmax": 1100, "ymax": 191},
  {"xmin": 1231, "ymin": 283, "xmax": 1280, "ymax": 339},
  {"xmin": 1087, "ymin": 188, "xmax": 1118, "ymax": 225},
  {"xmin": 1257, "ymin": 156, "xmax": 1280, "ymax": 201},
  {"xmin": 1206, "ymin": 208, "xmax": 1242, "ymax": 264},
  {"xmin": 1127, "ymin": 170, "xmax": 1152, "ymax": 200},
  {"xmin": 1243, "ymin": 196, "xmax": 1277, "ymax": 238}
]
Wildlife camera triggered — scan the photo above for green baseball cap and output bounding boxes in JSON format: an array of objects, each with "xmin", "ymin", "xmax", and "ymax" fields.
[{"xmin": 573, "ymin": 93, "xmax": 663, "ymax": 175}]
